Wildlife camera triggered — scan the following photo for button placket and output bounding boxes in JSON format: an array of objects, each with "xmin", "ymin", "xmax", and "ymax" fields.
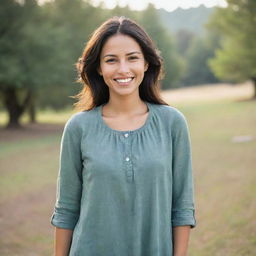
[{"xmin": 122, "ymin": 132, "xmax": 134, "ymax": 182}]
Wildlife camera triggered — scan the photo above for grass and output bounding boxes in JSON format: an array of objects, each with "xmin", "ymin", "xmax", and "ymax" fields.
[
  {"xmin": 0, "ymin": 134, "xmax": 60, "ymax": 157},
  {"xmin": 181, "ymin": 100, "xmax": 256, "ymax": 256},
  {"xmin": 0, "ymin": 138, "xmax": 60, "ymax": 201},
  {"xmin": 0, "ymin": 107, "xmax": 75, "ymax": 126},
  {"xmin": 0, "ymin": 92, "xmax": 255, "ymax": 255}
]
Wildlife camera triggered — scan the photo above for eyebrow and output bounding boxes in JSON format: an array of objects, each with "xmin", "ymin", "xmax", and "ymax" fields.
[{"xmin": 102, "ymin": 51, "xmax": 142, "ymax": 59}]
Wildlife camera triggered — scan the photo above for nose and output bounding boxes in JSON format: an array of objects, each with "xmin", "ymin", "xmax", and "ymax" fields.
[{"xmin": 118, "ymin": 60, "xmax": 130, "ymax": 74}]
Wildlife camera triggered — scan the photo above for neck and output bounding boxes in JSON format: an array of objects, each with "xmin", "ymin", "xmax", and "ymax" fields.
[{"xmin": 104, "ymin": 96, "xmax": 147, "ymax": 116}]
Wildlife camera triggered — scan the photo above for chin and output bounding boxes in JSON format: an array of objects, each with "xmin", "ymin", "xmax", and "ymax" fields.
[{"xmin": 110, "ymin": 86, "xmax": 138, "ymax": 95}]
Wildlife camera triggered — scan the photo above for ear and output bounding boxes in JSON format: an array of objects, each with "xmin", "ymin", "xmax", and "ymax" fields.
[{"xmin": 144, "ymin": 62, "xmax": 149, "ymax": 72}]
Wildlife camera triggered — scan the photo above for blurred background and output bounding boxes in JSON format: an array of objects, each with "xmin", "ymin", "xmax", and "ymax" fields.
[{"xmin": 0, "ymin": 0, "xmax": 255, "ymax": 255}]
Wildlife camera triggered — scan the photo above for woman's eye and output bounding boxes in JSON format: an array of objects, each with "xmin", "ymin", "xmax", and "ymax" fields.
[
  {"xmin": 106, "ymin": 58, "xmax": 116, "ymax": 63},
  {"xmin": 129, "ymin": 56, "xmax": 139, "ymax": 60}
]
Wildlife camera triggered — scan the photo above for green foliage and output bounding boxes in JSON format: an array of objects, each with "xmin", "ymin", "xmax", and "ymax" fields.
[
  {"xmin": 0, "ymin": 0, "xmax": 60, "ymax": 90},
  {"xmin": 0, "ymin": 0, "xmax": 22, "ymax": 89},
  {"xmin": 174, "ymin": 29, "xmax": 195, "ymax": 57},
  {"xmin": 208, "ymin": 0, "xmax": 256, "ymax": 82},
  {"xmin": 181, "ymin": 34, "xmax": 220, "ymax": 86},
  {"xmin": 157, "ymin": 6, "xmax": 222, "ymax": 87}
]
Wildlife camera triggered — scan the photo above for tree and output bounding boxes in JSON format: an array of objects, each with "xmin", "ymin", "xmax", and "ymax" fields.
[
  {"xmin": 0, "ymin": 0, "xmax": 62, "ymax": 128},
  {"xmin": 181, "ymin": 35, "xmax": 220, "ymax": 86},
  {"xmin": 36, "ymin": 0, "xmax": 97, "ymax": 111},
  {"xmin": 207, "ymin": 0, "xmax": 256, "ymax": 98},
  {"xmin": 0, "ymin": 0, "xmax": 106, "ymax": 128}
]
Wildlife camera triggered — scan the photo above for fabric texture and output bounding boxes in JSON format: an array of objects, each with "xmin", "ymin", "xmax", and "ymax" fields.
[{"xmin": 51, "ymin": 101, "xmax": 196, "ymax": 256}]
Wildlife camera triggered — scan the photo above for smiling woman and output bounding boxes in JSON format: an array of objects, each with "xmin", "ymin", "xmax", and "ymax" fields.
[
  {"xmin": 50, "ymin": 16, "xmax": 196, "ymax": 256},
  {"xmin": 98, "ymin": 34, "xmax": 148, "ymax": 98}
]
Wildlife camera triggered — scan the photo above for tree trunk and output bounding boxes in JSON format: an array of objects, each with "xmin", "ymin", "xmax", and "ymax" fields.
[
  {"xmin": 3, "ymin": 88, "xmax": 32, "ymax": 129},
  {"xmin": 252, "ymin": 77, "xmax": 256, "ymax": 99},
  {"xmin": 29, "ymin": 103, "xmax": 36, "ymax": 123},
  {"xmin": 28, "ymin": 91, "xmax": 36, "ymax": 123}
]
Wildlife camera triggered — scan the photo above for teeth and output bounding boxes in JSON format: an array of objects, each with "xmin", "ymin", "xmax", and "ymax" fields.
[{"xmin": 115, "ymin": 78, "xmax": 133, "ymax": 83}]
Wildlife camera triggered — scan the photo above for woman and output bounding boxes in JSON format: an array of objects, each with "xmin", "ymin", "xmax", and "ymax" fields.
[{"xmin": 51, "ymin": 16, "xmax": 196, "ymax": 256}]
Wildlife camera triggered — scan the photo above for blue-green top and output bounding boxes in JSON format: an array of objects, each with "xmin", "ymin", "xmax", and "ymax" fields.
[{"xmin": 51, "ymin": 101, "xmax": 196, "ymax": 256}]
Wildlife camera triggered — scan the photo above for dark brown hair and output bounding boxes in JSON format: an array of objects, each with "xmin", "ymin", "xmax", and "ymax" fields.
[{"xmin": 73, "ymin": 16, "xmax": 168, "ymax": 111}]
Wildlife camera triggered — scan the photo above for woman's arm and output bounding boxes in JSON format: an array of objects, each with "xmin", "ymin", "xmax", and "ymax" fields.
[
  {"xmin": 172, "ymin": 226, "xmax": 191, "ymax": 256},
  {"xmin": 54, "ymin": 227, "xmax": 73, "ymax": 256},
  {"xmin": 171, "ymin": 111, "xmax": 196, "ymax": 255},
  {"xmin": 51, "ymin": 116, "xmax": 83, "ymax": 254}
]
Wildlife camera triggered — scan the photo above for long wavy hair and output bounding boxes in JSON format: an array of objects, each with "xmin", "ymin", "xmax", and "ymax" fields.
[{"xmin": 73, "ymin": 16, "xmax": 168, "ymax": 111}]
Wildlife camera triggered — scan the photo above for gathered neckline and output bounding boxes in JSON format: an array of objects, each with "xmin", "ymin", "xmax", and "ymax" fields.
[{"xmin": 97, "ymin": 101, "xmax": 153, "ymax": 134}]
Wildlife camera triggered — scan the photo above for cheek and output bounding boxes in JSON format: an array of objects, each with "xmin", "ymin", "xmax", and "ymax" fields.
[
  {"xmin": 101, "ymin": 67, "xmax": 113, "ymax": 79},
  {"xmin": 133, "ymin": 62, "xmax": 147, "ymax": 73},
  {"xmin": 135, "ymin": 65, "xmax": 147, "ymax": 78},
  {"xmin": 101, "ymin": 63, "xmax": 115, "ymax": 74}
]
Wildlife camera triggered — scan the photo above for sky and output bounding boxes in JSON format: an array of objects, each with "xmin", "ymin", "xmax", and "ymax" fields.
[{"xmin": 91, "ymin": 0, "xmax": 227, "ymax": 11}]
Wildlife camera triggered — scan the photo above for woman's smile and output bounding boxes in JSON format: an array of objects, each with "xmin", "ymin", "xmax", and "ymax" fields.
[{"xmin": 114, "ymin": 77, "xmax": 134, "ymax": 86}]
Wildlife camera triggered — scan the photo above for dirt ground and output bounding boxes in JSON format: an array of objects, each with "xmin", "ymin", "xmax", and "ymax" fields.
[
  {"xmin": 0, "ymin": 123, "xmax": 64, "ymax": 142},
  {"xmin": 0, "ymin": 184, "xmax": 56, "ymax": 255},
  {"xmin": 0, "ymin": 124, "xmax": 64, "ymax": 255}
]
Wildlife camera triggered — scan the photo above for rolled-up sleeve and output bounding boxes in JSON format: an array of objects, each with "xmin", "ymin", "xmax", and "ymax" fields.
[
  {"xmin": 51, "ymin": 117, "xmax": 83, "ymax": 230},
  {"xmin": 171, "ymin": 111, "xmax": 196, "ymax": 228}
]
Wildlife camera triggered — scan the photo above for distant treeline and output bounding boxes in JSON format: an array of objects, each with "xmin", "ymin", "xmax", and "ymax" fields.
[
  {"xmin": 158, "ymin": 5, "xmax": 214, "ymax": 34},
  {"xmin": 0, "ymin": 0, "xmax": 255, "ymax": 128}
]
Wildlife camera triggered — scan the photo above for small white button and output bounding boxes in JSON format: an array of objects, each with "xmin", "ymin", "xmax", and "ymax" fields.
[
  {"xmin": 125, "ymin": 157, "xmax": 130, "ymax": 162},
  {"xmin": 124, "ymin": 133, "xmax": 129, "ymax": 137}
]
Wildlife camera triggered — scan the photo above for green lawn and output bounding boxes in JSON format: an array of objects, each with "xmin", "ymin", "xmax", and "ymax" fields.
[
  {"xmin": 0, "ymin": 98, "xmax": 255, "ymax": 255},
  {"xmin": 182, "ymin": 100, "xmax": 256, "ymax": 256}
]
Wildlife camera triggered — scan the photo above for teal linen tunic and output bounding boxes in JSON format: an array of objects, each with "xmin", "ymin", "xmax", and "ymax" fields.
[{"xmin": 51, "ymin": 101, "xmax": 196, "ymax": 256}]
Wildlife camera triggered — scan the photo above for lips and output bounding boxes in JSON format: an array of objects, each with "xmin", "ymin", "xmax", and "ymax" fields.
[{"xmin": 114, "ymin": 77, "xmax": 134, "ymax": 85}]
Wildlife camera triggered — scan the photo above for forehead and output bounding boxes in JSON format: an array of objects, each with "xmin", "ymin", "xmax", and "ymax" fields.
[{"xmin": 100, "ymin": 34, "xmax": 142, "ymax": 56}]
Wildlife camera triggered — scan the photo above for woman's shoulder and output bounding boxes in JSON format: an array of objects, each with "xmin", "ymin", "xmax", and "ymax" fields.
[
  {"xmin": 150, "ymin": 103, "xmax": 187, "ymax": 123},
  {"xmin": 64, "ymin": 107, "xmax": 98, "ymax": 132},
  {"xmin": 150, "ymin": 103, "xmax": 190, "ymax": 134}
]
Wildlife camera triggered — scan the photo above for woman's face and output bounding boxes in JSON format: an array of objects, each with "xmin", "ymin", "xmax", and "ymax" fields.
[{"xmin": 98, "ymin": 34, "xmax": 148, "ymax": 98}]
